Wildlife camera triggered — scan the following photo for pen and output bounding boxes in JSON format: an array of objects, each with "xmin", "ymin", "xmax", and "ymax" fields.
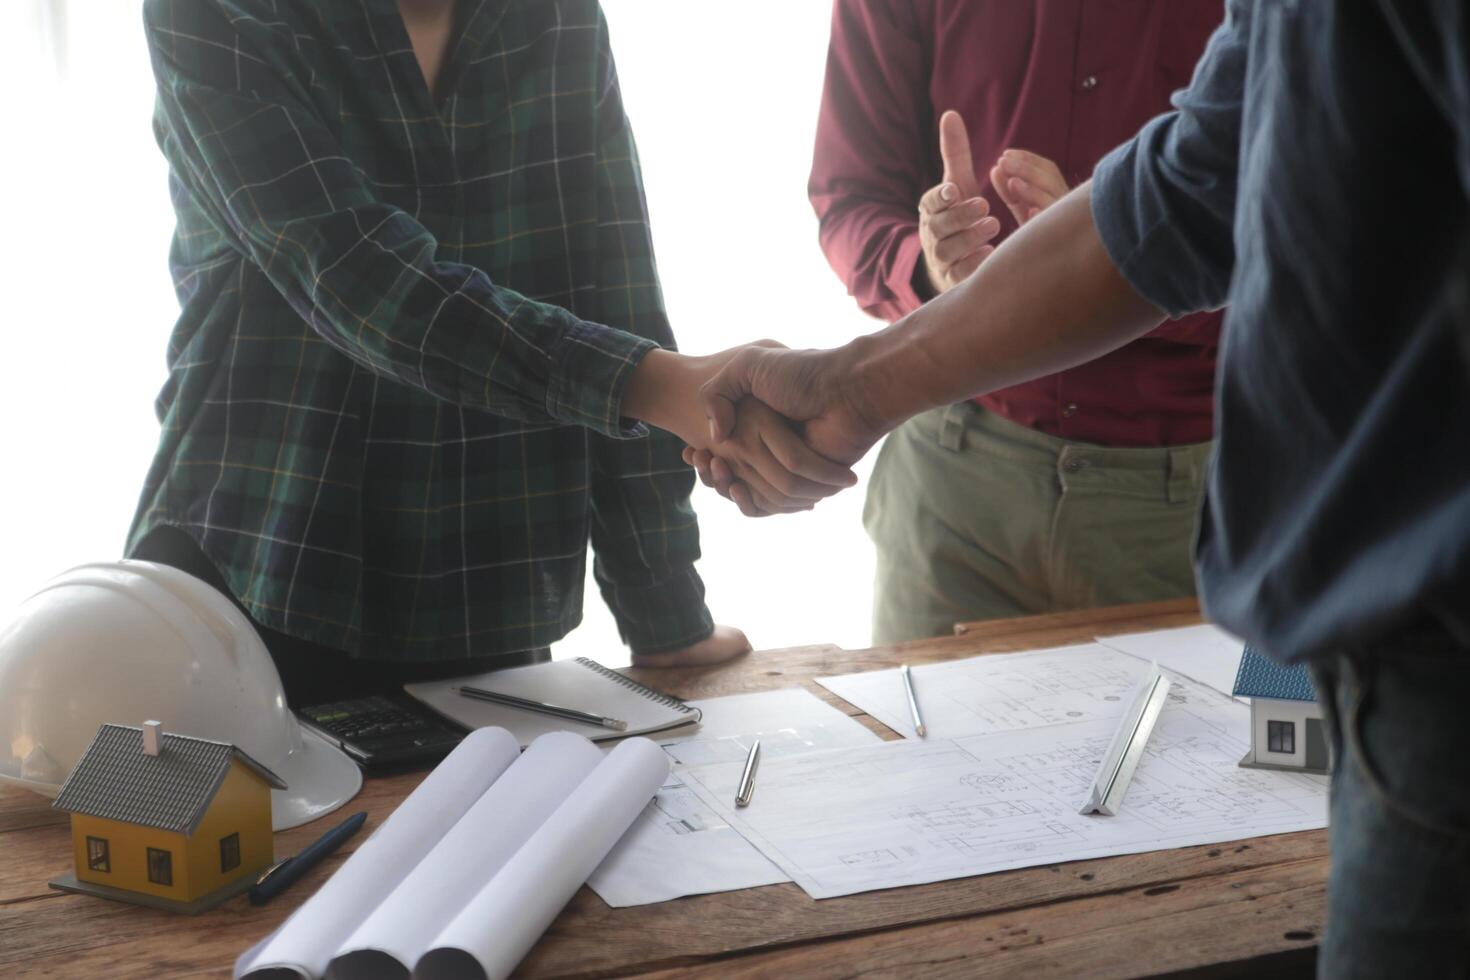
[
  {"xmin": 458, "ymin": 686, "xmax": 628, "ymax": 731},
  {"xmin": 901, "ymin": 664, "xmax": 927, "ymax": 737},
  {"xmin": 735, "ymin": 739, "xmax": 761, "ymax": 808},
  {"xmin": 249, "ymin": 810, "xmax": 367, "ymax": 905}
]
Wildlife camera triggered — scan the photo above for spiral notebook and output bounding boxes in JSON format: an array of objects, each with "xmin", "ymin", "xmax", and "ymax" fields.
[{"xmin": 404, "ymin": 658, "xmax": 701, "ymax": 746}]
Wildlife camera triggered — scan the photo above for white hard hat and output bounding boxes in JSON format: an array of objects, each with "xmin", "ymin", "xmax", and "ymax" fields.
[{"xmin": 0, "ymin": 560, "xmax": 361, "ymax": 829}]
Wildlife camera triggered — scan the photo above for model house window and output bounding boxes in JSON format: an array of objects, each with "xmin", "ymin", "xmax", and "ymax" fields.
[
  {"xmin": 1267, "ymin": 720, "xmax": 1296, "ymax": 754},
  {"xmin": 86, "ymin": 836, "xmax": 110, "ymax": 872},
  {"xmin": 220, "ymin": 833, "xmax": 241, "ymax": 873},
  {"xmin": 147, "ymin": 847, "xmax": 173, "ymax": 886}
]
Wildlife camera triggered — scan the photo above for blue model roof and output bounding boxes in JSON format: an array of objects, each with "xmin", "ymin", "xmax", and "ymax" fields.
[{"xmin": 1231, "ymin": 646, "xmax": 1317, "ymax": 702}]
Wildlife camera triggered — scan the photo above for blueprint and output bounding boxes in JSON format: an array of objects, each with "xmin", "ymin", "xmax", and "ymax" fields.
[
  {"xmin": 817, "ymin": 643, "xmax": 1163, "ymax": 740},
  {"xmin": 1095, "ymin": 624, "xmax": 1248, "ymax": 701},
  {"xmin": 587, "ymin": 688, "xmax": 882, "ymax": 906},
  {"xmin": 680, "ymin": 675, "xmax": 1328, "ymax": 900}
]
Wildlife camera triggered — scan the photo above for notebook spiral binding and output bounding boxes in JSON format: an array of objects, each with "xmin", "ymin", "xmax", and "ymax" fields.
[{"xmin": 574, "ymin": 657, "xmax": 697, "ymax": 713}]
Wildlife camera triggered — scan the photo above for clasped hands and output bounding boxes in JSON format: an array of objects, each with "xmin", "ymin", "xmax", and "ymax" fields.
[
  {"xmin": 623, "ymin": 342, "xmax": 876, "ymax": 517},
  {"xmin": 680, "ymin": 343, "xmax": 883, "ymax": 517}
]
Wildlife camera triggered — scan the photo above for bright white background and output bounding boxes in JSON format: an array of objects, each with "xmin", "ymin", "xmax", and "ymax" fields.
[{"xmin": 2, "ymin": 2, "xmax": 884, "ymax": 668}]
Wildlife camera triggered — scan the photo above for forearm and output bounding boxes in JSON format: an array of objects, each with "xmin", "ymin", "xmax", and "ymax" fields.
[
  {"xmin": 281, "ymin": 206, "xmax": 653, "ymax": 433},
  {"xmin": 848, "ymin": 181, "xmax": 1167, "ymax": 427},
  {"xmin": 285, "ymin": 211, "xmax": 650, "ymax": 430},
  {"xmin": 700, "ymin": 12, "xmax": 1247, "ymax": 485},
  {"xmin": 856, "ymin": 2, "xmax": 1256, "ymax": 407},
  {"xmin": 621, "ymin": 349, "xmax": 705, "ymax": 441}
]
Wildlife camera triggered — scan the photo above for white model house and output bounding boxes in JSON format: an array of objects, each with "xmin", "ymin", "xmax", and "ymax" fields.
[{"xmin": 1232, "ymin": 646, "xmax": 1330, "ymax": 775}]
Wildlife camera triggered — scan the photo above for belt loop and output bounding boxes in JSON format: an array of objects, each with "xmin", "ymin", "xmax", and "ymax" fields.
[
  {"xmin": 1167, "ymin": 448, "xmax": 1194, "ymax": 504},
  {"xmin": 938, "ymin": 403, "xmax": 967, "ymax": 452}
]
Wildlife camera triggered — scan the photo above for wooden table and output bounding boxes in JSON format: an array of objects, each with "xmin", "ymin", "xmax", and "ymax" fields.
[{"xmin": 0, "ymin": 599, "xmax": 1326, "ymax": 978}]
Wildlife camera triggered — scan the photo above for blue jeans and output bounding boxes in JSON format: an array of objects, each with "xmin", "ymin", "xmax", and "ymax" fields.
[{"xmin": 1311, "ymin": 627, "xmax": 1470, "ymax": 978}]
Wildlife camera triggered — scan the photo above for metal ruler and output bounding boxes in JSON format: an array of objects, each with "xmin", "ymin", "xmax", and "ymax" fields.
[{"xmin": 1079, "ymin": 662, "xmax": 1171, "ymax": 816}]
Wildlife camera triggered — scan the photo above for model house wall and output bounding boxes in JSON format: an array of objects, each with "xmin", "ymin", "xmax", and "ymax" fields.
[
  {"xmin": 71, "ymin": 813, "xmax": 194, "ymax": 901},
  {"xmin": 182, "ymin": 762, "xmax": 275, "ymax": 898},
  {"xmin": 67, "ymin": 759, "xmax": 274, "ymax": 901},
  {"xmin": 1248, "ymin": 699, "xmax": 1329, "ymax": 773}
]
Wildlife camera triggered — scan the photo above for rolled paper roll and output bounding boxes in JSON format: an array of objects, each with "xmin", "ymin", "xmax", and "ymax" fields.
[{"xmin": 415, "ymin": 737, "xmax": 671, "ymax": 980}]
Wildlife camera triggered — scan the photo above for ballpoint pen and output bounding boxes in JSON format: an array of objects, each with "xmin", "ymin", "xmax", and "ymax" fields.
[
  {"xmin": 249, "ymin": 810, "xmax": 367, "ymax": 905},
  {"xmin": 901, "ymin": 664, "xmax": 927, "ymax": 737},
  {"xmin": 735, "ymin": 739, "xmax": 761, "ymax": 808},
  {"xmin": 458, "ymin": 686, "xmax": 627, "ymax": 731}
]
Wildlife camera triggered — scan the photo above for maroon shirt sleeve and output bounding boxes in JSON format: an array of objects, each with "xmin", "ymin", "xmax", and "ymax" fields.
[{"xmin": 809, "ymin": 0, "xmax": 933, "ymax": 322}]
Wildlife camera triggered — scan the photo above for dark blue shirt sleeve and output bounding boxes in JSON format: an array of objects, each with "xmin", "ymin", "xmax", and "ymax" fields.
[
  {"xmin": 1090, "ymin": 0, "xmax": 1251, "ymax": 317},
  {"xmin": 1377, "ymin": 1, "xmax": 1470, "ymax": 202}
]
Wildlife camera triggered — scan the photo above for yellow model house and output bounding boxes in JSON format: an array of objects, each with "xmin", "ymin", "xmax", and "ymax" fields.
[{"xmin": 50, "ymin": 721, "xmax": 285, "ymax": 913}]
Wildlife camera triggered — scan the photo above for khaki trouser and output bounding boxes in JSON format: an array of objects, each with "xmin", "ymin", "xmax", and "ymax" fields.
[{"xmin": 864, "ymin": 404, "xmax": 1212, "ymax": 644}]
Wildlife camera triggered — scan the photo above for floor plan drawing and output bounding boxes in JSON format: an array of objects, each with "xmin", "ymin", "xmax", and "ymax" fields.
[
  {"xmin": 817, "ymin": 643, "xmax": 1172, "ymax": 740},
  {"xmin": 681, "ymin": 674, "xmax": 1328, "ymax": 899}
]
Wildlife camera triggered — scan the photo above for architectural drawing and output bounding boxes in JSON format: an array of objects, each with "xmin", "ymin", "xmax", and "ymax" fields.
[
  {"xmin": 681, "ymin": 674, "xmax": 1327, "ymax": 900},
  {"xmin": 818, "ymin": 643, "xmax": 1184, "ymax": 740}
]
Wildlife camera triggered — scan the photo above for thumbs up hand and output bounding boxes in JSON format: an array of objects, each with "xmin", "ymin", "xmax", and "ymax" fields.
[{"xmin": 918, "ymin": 110, "xmax": 1001, "ymax": 296}]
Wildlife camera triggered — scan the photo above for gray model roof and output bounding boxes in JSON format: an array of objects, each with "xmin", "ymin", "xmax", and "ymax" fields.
[
  {"xmin": 52, "ymin": 724, "xmax": 285, "ymax": 836},
  {"xmin": 1231, "ymin": 646, "xmax": 1317, "ymax": 702}
]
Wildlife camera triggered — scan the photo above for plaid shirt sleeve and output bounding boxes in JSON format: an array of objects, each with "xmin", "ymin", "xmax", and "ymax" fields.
[
  {"xmin": 585, "ymin": 37, "xmax": 714, "ymax": 653},
  {"xmin": 143, "ymin": 3, "xmax": 655, "ymax": 438}
]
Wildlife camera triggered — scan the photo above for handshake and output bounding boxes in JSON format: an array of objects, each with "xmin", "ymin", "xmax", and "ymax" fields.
[
  {"xmin": 623, "ymin": 111, "xmax": 1081, "ymax": 517},
  {"xmin": 622, "ymin": 340, "xmax": 902, "ymax": 518}
]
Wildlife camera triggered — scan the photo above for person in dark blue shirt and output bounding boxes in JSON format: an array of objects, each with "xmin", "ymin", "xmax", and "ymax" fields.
[{"xmin": 692, "ymin": 1, "xmax": 1470, "ymax": 972}]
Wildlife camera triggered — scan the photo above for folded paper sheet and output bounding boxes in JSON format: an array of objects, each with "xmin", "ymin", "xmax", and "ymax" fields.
[
  {"xmin": 1094, "ymin": 624, "xmax": 1248, "ymax": 700},
  {"xmin": 817, "ymin": 643, "xmax": 1158, "ymax": 741},
  {"xmin": 235, "ymin": 729, "xmax": 668, "ymax": 980},
  {"xmin": 587, "ymin": 688, "xmax": 883, "ymax": 907}
]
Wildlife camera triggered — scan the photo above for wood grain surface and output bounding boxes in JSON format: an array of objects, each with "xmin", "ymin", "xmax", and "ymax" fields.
[{"xmin": 0, "ymin": 598, "xmax": 1325, "ymax": 978}]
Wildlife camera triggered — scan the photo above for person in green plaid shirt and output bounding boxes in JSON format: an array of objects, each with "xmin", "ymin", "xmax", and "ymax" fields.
[{"xmin": 127, "ymin": 0, "xmax": 855, "ymax": 704}]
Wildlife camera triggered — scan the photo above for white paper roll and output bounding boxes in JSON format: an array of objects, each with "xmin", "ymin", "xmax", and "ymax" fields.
[
  {"xmin": 236, "ymin": 727, "xmax": 521, "ymax": 980},
  {"xmin": 328, "ymin": 732, "xmax": 604, "ymax": 979},
  {"xmin": 415, "ymin": 737, "xmax": 670, "ymax": 980}
]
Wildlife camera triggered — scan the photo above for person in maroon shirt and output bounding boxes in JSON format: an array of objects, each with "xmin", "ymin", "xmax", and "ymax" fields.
[{"xmin": 811, "ymin": 0, "xmax": 1225, "ymax": 641}]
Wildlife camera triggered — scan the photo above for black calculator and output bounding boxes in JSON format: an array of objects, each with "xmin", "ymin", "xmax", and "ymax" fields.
[{"xmin": 296, "ymin": 695, "xmax": 466, "ymax": 774}]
